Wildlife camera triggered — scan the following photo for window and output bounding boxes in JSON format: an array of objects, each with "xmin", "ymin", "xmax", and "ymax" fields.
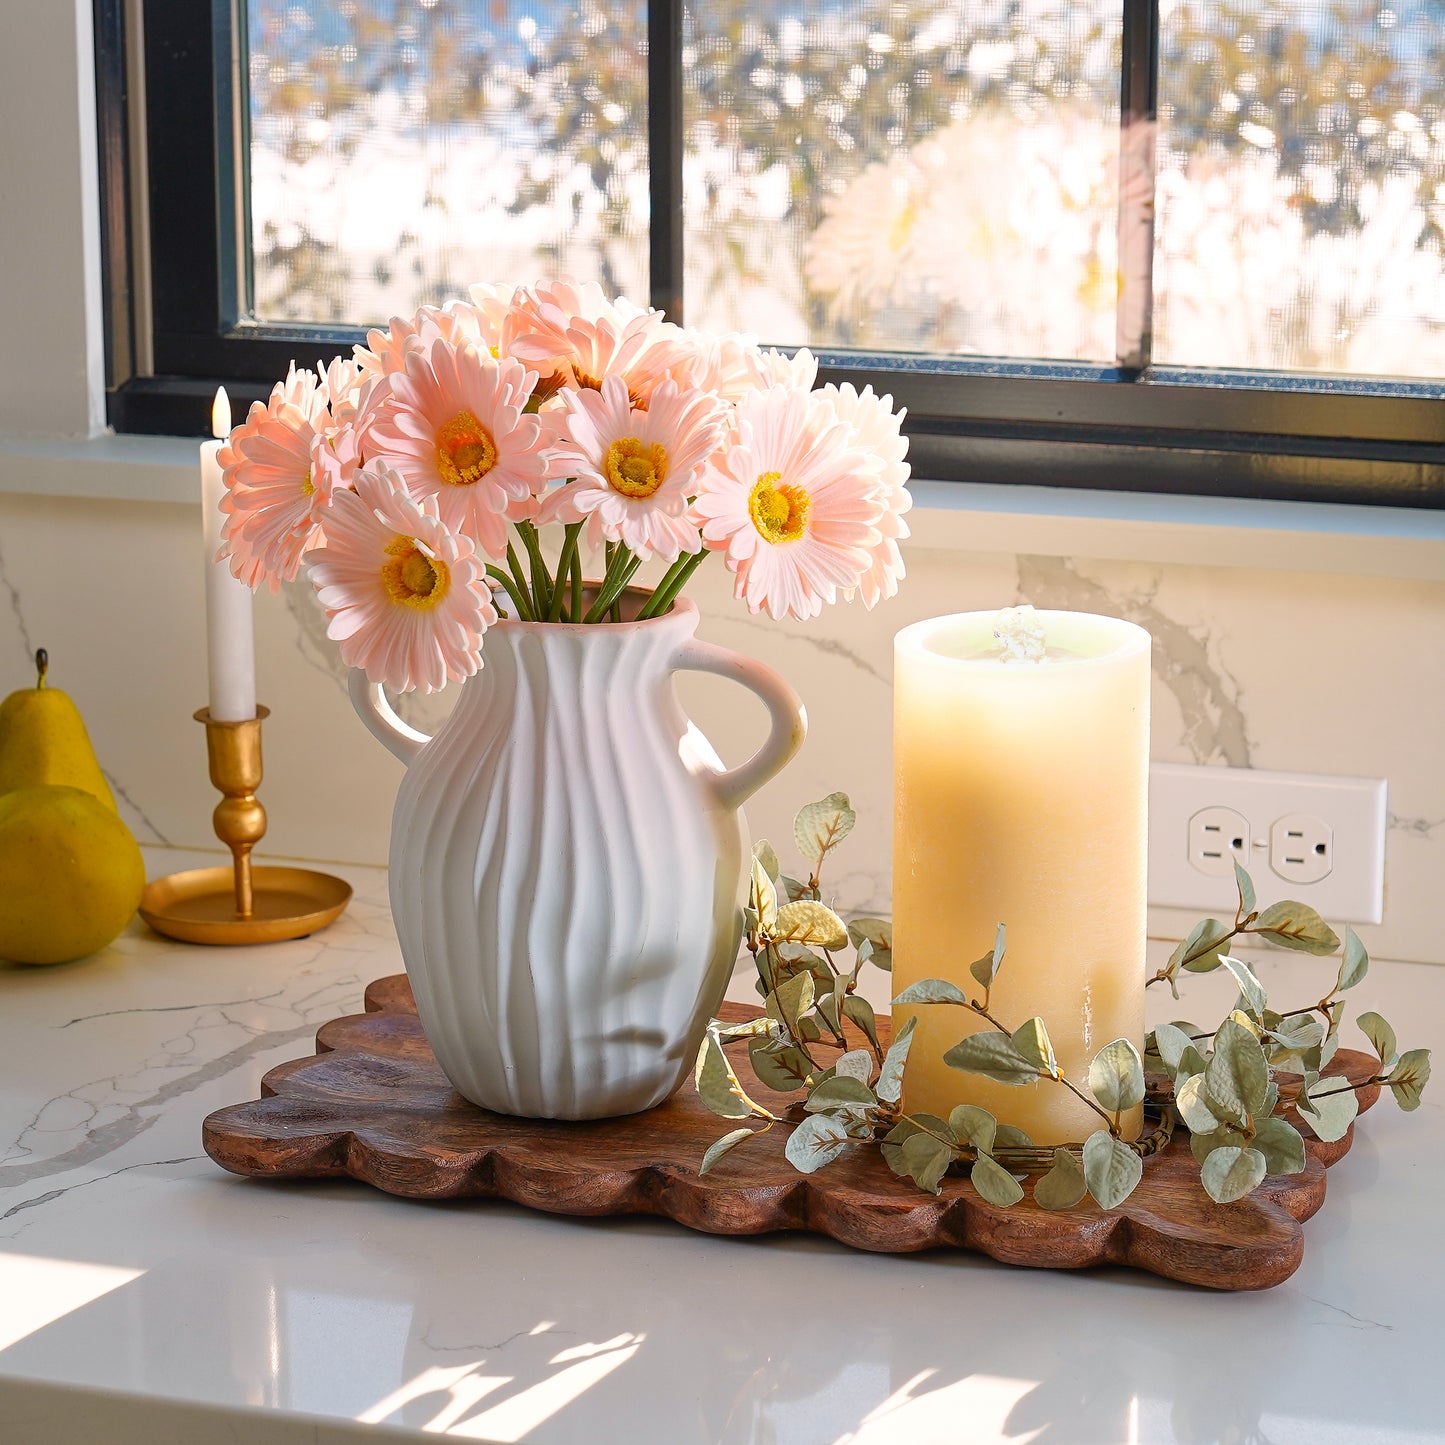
[{"xmin": 99, "ymin": 0, "xmax": 1445, "ymax": 506}]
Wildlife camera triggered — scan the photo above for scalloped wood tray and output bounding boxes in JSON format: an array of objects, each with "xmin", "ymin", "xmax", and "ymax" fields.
[{"xmin": 202, "ymin": 975, "xmax": 1379, "ymax": 1290}]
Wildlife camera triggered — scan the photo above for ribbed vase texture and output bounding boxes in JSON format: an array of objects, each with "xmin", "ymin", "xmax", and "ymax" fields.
[{"xmin": 387, "ymin": 607, "xmax": 749, "ymax": 1119}]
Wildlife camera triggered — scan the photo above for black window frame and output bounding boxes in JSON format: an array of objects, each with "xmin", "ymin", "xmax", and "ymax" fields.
[{"xmin": 98, "ymin": 0, "xmax": 1445, "ymax": 509}]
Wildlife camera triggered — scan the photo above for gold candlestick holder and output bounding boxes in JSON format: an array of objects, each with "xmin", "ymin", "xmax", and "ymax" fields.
[{"xmin": 139, "ymin": 706, "xmax": 353, "ymax": 946}]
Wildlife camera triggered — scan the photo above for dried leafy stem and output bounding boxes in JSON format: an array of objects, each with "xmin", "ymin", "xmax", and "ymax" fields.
[{"xmin": 694, "ymin": 798, "xmax": 1431, "ymax": 1212}]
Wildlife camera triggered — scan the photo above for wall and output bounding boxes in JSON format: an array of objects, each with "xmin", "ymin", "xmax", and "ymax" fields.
[{"xmin": 0, "ymin": 488, "xmax": 1439, "ymax": 964}]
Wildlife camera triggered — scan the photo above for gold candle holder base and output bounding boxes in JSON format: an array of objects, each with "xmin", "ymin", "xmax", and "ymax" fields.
[{"xmin": 139, "ymin": 705, "xmax": 353, "ymax": 946}]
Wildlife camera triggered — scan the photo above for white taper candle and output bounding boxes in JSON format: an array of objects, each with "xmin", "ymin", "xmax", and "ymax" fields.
[{"xmin": 201, "ymin": 388, "xmax": 257, "ymax": 722}]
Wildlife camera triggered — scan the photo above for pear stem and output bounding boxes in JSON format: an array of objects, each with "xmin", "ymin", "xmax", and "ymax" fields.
[{"xmin": 35, "ymin": 648, "xmax": 47, "ymax": 689}]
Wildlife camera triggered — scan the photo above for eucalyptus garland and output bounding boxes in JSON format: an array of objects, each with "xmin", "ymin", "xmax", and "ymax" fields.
[{"xmin": 694, "ymin": 793, "xmax": 1431, "ymax": 1210}]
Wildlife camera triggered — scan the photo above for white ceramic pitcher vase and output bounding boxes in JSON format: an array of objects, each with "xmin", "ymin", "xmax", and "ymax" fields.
[{"xmin": 349, "ymin": 592, "xmax": 806, "ymax": 1120}]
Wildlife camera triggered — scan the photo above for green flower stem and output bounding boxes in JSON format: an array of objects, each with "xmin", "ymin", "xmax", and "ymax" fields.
[
  {"xmin": 486, "ymin": 565, "xmax": 533, "ymax": 621},
  {"xmin": 516, "ymin": 521, "xmax": 553, "ymax": 618},
  {"xmin": 570, "ymin": 533, "xmax": 583, "ymax": 621},
  {"xmin": 505, "ymin": 541, "xmax": 532, "ymax": 610},
  {"xmin": 636, "ymin": 549, "xmax": 709, "ymax": 620},
  {"xmin": 548, "ymin": 524, "xmax": 584, "ymax": 622},
  {"xmin": 581, "ymin": 543, "xmax": 640, "ymax": 623}
]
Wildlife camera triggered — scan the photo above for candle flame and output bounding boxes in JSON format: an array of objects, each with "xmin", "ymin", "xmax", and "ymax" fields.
[{"xmin": 211, "ymin": 387, "xmax": 232, "ymax": 440}]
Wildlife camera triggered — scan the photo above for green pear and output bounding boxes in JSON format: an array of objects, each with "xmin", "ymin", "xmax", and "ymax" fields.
[
  {"xmin": 0, "ymin": 649, "xmax": 117, "ymax": 810},
  {"xmin": 0, "ymin": 785, "xmax": 145, "ymax": 963}
]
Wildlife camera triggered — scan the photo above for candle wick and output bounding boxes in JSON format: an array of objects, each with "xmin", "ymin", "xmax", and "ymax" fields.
[{"xmin": 993, "ymin": 604, "xmax": 1047, "ymax": 664}]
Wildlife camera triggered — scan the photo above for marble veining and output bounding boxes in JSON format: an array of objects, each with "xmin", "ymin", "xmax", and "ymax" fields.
[{"xmin": 1016, "ymin": 554, "xmax": 1253, "ymax": 767}]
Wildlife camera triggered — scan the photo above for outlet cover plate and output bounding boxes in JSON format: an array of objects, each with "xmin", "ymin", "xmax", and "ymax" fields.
[{"xmin": 1149, "ymin": 762, "xmax": 1387, "ymax": 923}]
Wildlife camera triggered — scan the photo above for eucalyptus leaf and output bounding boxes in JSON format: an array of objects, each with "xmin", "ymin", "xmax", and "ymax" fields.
[
  {"xmin": 699, "ymin": 1127, "xmax": 759, "ymax": 1175},
  {"xmin": 1174, "ymin": 917, "xmax": 1233, "ymax": 975},
  {"xmin": 943, "ymin": 1030, "xmax": 1040, "ymax": 1086},
  {"xmin": 835, "ymin": 1049, "xmax": 874, "ymax": 1082},
  {"xmin": 793, "ymin": 792, "xmax": 856, "ymax": 868},
  {"xmin": 695, "ymin": 1032, "xmax": 763, "ymax": 1119},
  {"xmin": 1206, "ymin": 1018, "xmax": 1270, "ymax": 1121},
  {"xmin": 879, "ymin": 1116, "xmax": 927, "ymax": 1176},
  {"xmin": 1228, "ymin": 1008, "xmax": 1261, "ymax": 1038},
  {"xmin": 901, "ymin": 1131, "xmax": 956, "ymax": 1195},
  {"xmin": 947, "ymin": 1104, "xmax": 997, "ymax": 1155},
  {"xmin": 1337, "ymin": 926, "xmax": 1369, "ymax": 992},
  {"xmin": 1033, "ymin": 1148, "xmax": 1088, "ymax": 1210},
  {"xmin": 843, "ymin": 995, "xmax": 882, "ymax": 1056},
  {"xmin": 774, "ymin": 901, "xmax": 849, "ymax": 951},
  {"xmin": 1387, "ymin": 1048, "xmax": 1431, "ymax": 1112},
  {"xmin": 1012, "ymin": 1017, "xmax": 1059, "ymax": 1077},
  {"xmin": 1219, "ymin": 955, "xmax": 1268, "ymax": 1019},
  {"xmin": 805, "ymin": 1076, "xmax": 877, "ymax": 1112},
  {"xmin": 1200, "ymin": 1145, "xmax": 1268, "ymax": 1203},
  {"xmin": 847, "ymin": 917, "xmax": 893, "ymax": 971},
  {"xmin": 752, "ymin": 839, "xmax": 780, "ymax": 882},
  {"xmin": 751, "ymin": 858, "xmax": 779, "ymax": 931},
  {"xmin": 970, "ymin": 1152, "xmax": 1025, "ymax": 1208},
  {"xmin": 892, "ymin": 978, "xmax": 971, "ymax": 1007},
  {"xmin": 1150, "ymin": 1023, "xmax": 1197, "ymax": 1074},
  {"xmin": 767, "ymin": 969, "xmax": 815, "ymax": 1038},
  {"xmin": 1264, "ymin": 1016, "xmax": 1324, "ymax": 1058},
  {"xmin": 1175, "ymin": 1073, "xmax": 1223, "ymax": 1134},
  {"xmin": 714, "ymin": 1017, "xmax": 776, "ymax": 1044},
  {"xmin": 969, "ymin": 923, "xmax": 1007, "ymax": 992},
  {"xmin": 1188, "ymin": 1125, "xmax": 1237, "ymax": 1168},
  {"xmin": 1251, "ymin": 1116, "xmax": 1307, "ymax": 1175},
  {"xmin": 1251, "ymin": 901, "xmax": 1341, "ymax": 954},
  {"xmin": 875, "ymin": 1015, "xmax": 916, "ymax": 1103},
  {"xmin": 780, "ymin": 874, "xmax": 814, "ymax": 903},
  {"xmin": 993, "ymin": 1124, "xmax": 1035, "ymax": 1150},
  {"xmin": 1176, "ymin": 1044, "xmax": 1208, "ymax": 1080},
  {"xmin": 785, "ymin": 1114, "xmax": 852, "ymax": 1173},
  {"xmin": 1298, "ymin": 1082, "xmax": 1360, "ymax": 1143},
  {"xmin": 749, "ymin": 1037, "xmax": 816, "ymax": 1093},
  {"xmin": 1233, "ymin": 860, "xmax": 1257, "ymax": 919},
  {"xmin": 815, "ymin": 991, "xmax": 845, "ymax": 1041},
  {"xmin": 1082, "ymin": 1130, "xmax": 1143, "ymax": 1210},
  {"xmin": 1356, "ymin": 1011, "xmax": 1399, "ymax": 1068},
  {"xmin": 1089, "ymin": 1038, "xmax": 1145, "ymax": 1113}
]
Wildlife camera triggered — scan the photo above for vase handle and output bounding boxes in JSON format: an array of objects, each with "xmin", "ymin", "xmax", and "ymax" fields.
[
  {"xmin": 348, "ymin": 669, "xmax": 430, "ymax": 766},
  {"xmin": 674, "ymin": 640, "xmax": 807, "ymax": 809}
]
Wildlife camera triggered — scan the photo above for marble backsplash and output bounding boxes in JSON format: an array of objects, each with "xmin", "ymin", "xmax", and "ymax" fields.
[{"xmin": 0, "ymin": 491, "xmax": 1440, "ymax": 963}]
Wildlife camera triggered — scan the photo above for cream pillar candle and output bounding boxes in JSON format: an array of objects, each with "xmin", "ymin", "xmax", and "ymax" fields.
[
  {"xmin": 891, "ymin": 608, "xmax": 1151, "ymax": 1145},
  {"xmin": 201, "ymin": 389, "xmax": 257, "ymax": 722}
]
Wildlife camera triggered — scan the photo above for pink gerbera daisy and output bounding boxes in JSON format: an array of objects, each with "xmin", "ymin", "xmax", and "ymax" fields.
[
  {"xmin": 540, "ymin": 376, "xmax": 723, "ymax": 562},
  {"xmin": 219, "ymin": 363, "xmax": 334, "ymax": 592},
  {"xmin": 306, "ymin": 463, "xmax": 496, "ymax": 694},
  {"xmin": 360, "ymin": 338, "xmax": 552, "ymax": 561},
  {"xmin": 502, "ymin": 277, "xmax": 673, "ymax": 405},
  {"xmin": 691, "ymin": 387, "xmax": 884, "ymax": 621},
  {"xmin": 816, "ymin": 382, "xmax": 912, "ymax": 608},
  {"xmin": 745, "ymin": 346, "xmax": 820, "ymax": 393}
]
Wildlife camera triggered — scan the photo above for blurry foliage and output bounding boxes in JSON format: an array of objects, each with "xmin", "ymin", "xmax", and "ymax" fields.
[
  {"xmin": 245, "ymin": 0, "xmax": 1445, "ymax": 316},
  {"xmin": 1164, "ymin": 0, "xmax": 1445, "ymax": 248}
]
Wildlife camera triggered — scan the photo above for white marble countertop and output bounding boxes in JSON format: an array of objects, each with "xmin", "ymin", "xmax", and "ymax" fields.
[{"xmin": 1, "ymin": 848, "xmax": 1442, "ymax": 1445}]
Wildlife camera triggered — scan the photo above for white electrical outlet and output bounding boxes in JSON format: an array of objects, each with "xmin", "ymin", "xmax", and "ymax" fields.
[{"xmin": 1149, "ymin": 763, "xmax": 1387, "ymax": 923}]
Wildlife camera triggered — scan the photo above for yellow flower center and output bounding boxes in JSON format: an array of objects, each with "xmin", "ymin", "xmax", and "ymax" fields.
[
  {"xmin": 888, "ymin": 199, "xmax": 918, "ymax": 253},
  {"xmin": 604, "ymin": 436, "xmax": 669, "ymax": 499},
  {"xmin": 748, "ymin": 471, "xmax": 811, "ymax": 543},
  {"xmin": 301, "ymin": 466, "xmax": 315, "ymax": 498},
  {"xmin": 436, "ymin": 411, "xmax": 498, "ymax": 486},
  {"xmin": 381, "ymin": 535, "xmax": 450, "ymax": 611}
]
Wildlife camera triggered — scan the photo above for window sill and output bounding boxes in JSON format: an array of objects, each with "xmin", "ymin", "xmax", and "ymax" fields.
[{"xmin": 2, "ymin": 432, "xmax": 1441, "ymax": 581}]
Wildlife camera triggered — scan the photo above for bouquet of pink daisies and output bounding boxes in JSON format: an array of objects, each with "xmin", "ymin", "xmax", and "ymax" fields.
[{"xmin": 218, "ymin": 278, "xmax": 911, "ymax": 694}]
